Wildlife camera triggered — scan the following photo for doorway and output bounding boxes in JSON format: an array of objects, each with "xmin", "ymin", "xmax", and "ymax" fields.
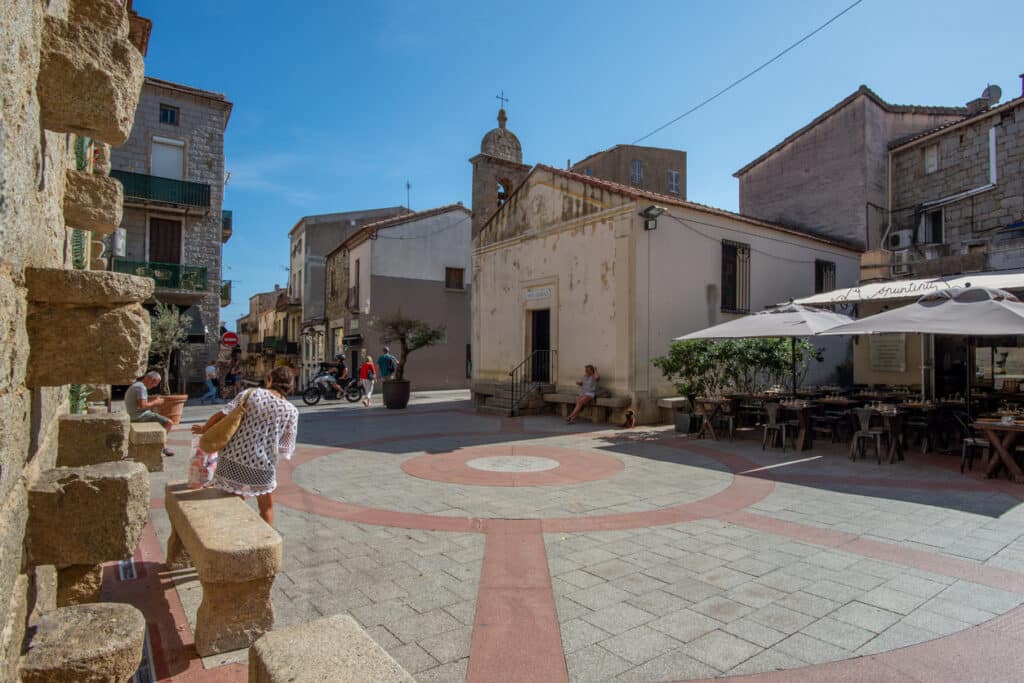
[
  {"xmin": 148, "ymin": 218, "xmax": 182, "ymax": 264},
  {"xmin": 530, "ymin": 309, "xmax": 551, "ymax": 382}
]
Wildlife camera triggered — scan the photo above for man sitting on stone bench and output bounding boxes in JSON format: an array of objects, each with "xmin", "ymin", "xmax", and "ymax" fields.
[
  {"xmin": 566, "ymin": 364, "xmax": 600, "ymax": 424},
  {"xmin": 125, "ymin": 371, "xmax": 174, "ymax": 457}
]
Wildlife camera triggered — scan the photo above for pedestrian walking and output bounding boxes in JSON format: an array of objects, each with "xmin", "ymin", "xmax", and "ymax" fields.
[
  {"xmin": 190, "ymin": 366, "xmax": 298, "ymax": 525},
  {"xmin": 377, "ymin": 346, "xmax": 398, "ymax": 380},
  {"xmin": 201, "ymin": 361, "xmax": 219, "ymax": 404},
  {"xmin": 358, "ymin": 353, "xmax": 377, "ymax": 407}
]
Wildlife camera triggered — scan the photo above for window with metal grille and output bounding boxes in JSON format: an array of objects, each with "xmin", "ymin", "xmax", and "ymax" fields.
[
  {"xmin": 630, "ymin": 159, "xmax": 643, "ymax": 186},
  {"xmin": 814, "ymin": 260, "xmax": 836, "ymax": 293},
  {"xmin": 721, "ymin": 240, "xmax": 750, "ymax": 313},
  {"xmin": 445, "ymin": 267, "xmax": 465, "ymax": 290}
]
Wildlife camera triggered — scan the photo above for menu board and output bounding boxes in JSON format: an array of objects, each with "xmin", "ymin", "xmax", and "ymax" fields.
[{"xmin": 870, "ymin": 334, "xmax": 907, "ymax": 373}]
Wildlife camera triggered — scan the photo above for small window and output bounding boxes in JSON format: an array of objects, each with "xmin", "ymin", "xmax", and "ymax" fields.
[
  {"xmin": 585, "ymin": 168, "xmax": 592, "ymax": 176},
  {"xmin": 721, "ymin": 240, "xmax": 750, "ymax": 313},
  {"xmin": 814, "ymin": 260, "xmax": 836, "ymax": 294},
  {"xmin": 445, "ymin": 267, "xmax": 465, "ymax": 290},
  {"xmin": 630, "ymin": 159, "xmax": 644, "ymax": 186},
  {"xmin": 159, "ymin": 104, "xmax": 179, "ymax": 126},
  {"xmin": 919, "ymin": 210, "xmax": 944, "ymax": 244},
  {"xmin": 667, "ymin": 169, "xmax": 681, "ymax": 195},
  {"xmin": 923, "ymin": 143, "xmax": 939, "ymax": 174}
]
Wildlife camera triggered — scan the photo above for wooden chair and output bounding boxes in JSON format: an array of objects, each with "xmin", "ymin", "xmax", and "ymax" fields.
[
  {"xmin": 954, "ymin": 412, "xmax": 991, "ymax": 473},
  {"xmin": 713, "ymin": 398, "xmax": 739, "ymax": 440},
  {"xmin": 850, "ymin": 408, "xmax": 886, "ymax": 464},
  {"xmin": 810, "ymin": 407, "xmax": 844, "ymax": 443},
  {"xmin": 762, "ymin": 403, "xmax": 797, "ymax": 451}
]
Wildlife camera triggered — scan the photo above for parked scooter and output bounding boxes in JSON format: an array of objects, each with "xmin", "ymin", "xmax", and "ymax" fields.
[{"xmin": 302, "ymin": 369, "xmax": 363, "ymax": 405}]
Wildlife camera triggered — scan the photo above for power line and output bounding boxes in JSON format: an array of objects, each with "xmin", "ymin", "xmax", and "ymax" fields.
[
  {"xmin": 373, "ymin": 212, "xmax": 472, "ymax": 240},
  {"xmin": 632, "ymin": 0, "xmax": 866, "ymax": 144},
  {"xmin": 664, "ymin": 212, "xmax": 847, "ymax": 264}
]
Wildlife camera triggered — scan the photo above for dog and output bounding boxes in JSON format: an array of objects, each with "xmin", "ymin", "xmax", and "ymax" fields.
[{"xmin": 621, "ymin": 409, "xmax": 636, "ymax": 429}]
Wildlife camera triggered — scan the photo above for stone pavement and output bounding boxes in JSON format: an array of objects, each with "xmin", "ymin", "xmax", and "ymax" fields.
[{"xmin": 107, "ymin": 391, "xmax": 1024, "ymax": 681}]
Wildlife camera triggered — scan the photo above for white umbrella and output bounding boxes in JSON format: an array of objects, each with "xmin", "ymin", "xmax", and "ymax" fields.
[
  {"xmin": 820, "ymin": 287, "xmax": 1024, "ymax": 410},
  {"xmin": 676, "ymin": 303, "xmax": 856, "ymax": 394},
  {"xmin": 818, "ymin": 287, "xmax": 1024, "ymax": 337}
]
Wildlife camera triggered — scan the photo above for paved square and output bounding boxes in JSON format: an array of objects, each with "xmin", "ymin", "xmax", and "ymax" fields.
[{"xmin": 132, "ymin": 392, "xmax": 1024, "ymax": 681}]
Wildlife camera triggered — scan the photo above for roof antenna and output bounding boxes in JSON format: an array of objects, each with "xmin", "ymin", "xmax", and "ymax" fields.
[{"xmin": 405, "ymin": 180, "xmax": 411, "ymax": 210}]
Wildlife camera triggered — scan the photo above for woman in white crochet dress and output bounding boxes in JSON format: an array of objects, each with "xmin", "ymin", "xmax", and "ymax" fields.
[{"xmin": 191, "ymin": 366, "xmax": 298, "ymax": 525}]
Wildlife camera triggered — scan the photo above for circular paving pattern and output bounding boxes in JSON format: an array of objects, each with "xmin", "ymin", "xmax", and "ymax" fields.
[
  {"xmin": 400, "ymin": 444, "xmax": 625, "ymax": 487},
  {"xmin": 466, "ymin": 455, "xmax": 560, "ymax": 472}
]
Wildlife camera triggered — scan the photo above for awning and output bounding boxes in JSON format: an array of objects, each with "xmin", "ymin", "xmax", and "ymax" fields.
[{"xmin": 793, "ymin": 269, "xmax": 1024, "ymax": 306}]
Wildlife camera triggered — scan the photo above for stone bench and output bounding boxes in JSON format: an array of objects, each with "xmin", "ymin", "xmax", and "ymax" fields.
[
  {"xmin": 128, "ymin": 422, "xmax": 165, "ymax": 472},
  {"xmin": 249, "ymin": 614, "xmax": 414, "ymax": 683},
  {"xmin": 164, "ymin": 481, "xmax": 283, "ymax": 656},
  {"xmin": 657, "ymin": 397, "xmax": 692, "ymax": 424},
  {"xmin": 542, "ymin": 392, "xmax": 631, "ymax": 423}
]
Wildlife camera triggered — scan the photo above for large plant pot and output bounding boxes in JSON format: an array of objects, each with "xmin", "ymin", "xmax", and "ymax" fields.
[
  {"xmin": 674, "ymin": 411, "xmax": 697, "ymax": 433},
  {"xmin": 382, "ymin": 379, "xmax": 411, "ymax": 410},
  {"xmin": 154, "ymin": 394, "xmax": 188, "ymax": 425}
]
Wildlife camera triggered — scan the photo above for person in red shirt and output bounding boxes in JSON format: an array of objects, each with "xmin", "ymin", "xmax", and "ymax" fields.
[{"xmin": 358, "ymin": 354, "xmax": 377, "ymax": 407}]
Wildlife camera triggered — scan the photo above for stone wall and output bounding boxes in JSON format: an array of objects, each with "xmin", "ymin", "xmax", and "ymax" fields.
[
  {"xmin": 1, "ymin": 0, "xmax": 149, "ymax": 679},
  {"xmin": 891, "ymin": 100, "xmax": 1024, "ymax": 273},
  {"xmin": 571, "ymin": 145, "xmax": 687, "ymax": 199},
  {"xmin": 111, "ymin": 80, "xmax": 231, "ymax": 386}
]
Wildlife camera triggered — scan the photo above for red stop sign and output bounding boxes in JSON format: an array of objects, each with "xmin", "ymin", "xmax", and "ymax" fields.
[{"xmin": 221, "ymin": 332, "xmax": 238, "ymax": 347}]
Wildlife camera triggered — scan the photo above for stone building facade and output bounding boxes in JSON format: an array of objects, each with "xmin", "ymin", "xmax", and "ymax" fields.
[
  {"xmin": 734, "ymin": 86, "xmax": 965, "ymax": 251},
  {"xmin": 110, "ymin": 77, "xmax": 233, "ymax": 391},
  {"xmin": 469, "ymin": 109, "xmax": 531, "ymax": 241},
  {"xmin": 886, "ymin": 93, "xmax": 1024, "ymax": 277},
  {"xmin": 288, "ymin": 206, "xmax": 409, "ymax": 388},
  {"xmin": 571, "ymin": 144, "xmax": 687, "ymax": 199},
  {"xmin": 1, "ymin": 0, "xmax": 155, "ymax": 680},
  {"xmin": 330, "ymin": 205, "xmax": 473, "ymax": 390},
  {"xmin": 237, "ymin": 287, "xmax": 296, "ymax": 380}
]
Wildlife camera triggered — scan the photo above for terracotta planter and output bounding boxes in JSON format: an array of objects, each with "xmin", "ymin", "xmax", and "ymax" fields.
[
  {"xmin": 153, "ymin": 394, "xmax": 188, "ymax": 425},
  {"xmin": 382, "ymin": 379, "xmax": 411, "ymax": 410}
]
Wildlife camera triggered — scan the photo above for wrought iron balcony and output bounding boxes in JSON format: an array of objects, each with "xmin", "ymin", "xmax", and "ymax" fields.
[
  {"xmin": 112, "ymin": 258, "xmax": 207, "ymax": 292},
  {"xmin": 220, "ymin": 280, "xmax": 231, "ymax": 307},
  {"xmin": 261, "ymin": 336, "xmax": 278, "ymax": 349},
  {"xmin": 222, "ymin": 209, "xmax": 233, "ymax": 243},
  {"xmin": 111, "ymin": 170, "xmax": 211, "ymax": 210}
]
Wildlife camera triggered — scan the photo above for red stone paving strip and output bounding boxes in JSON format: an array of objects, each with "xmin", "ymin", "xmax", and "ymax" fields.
[
  {"xmin": 101, "ymin": 520, "xmax": 246, "ymax": 682},
  {"xmin": 467, "ymin": 520, "xmax": 569, "ymax": 683},
  {"xmin": 401, "ymin": 444, "xmax": 624, "ymax": 487}
]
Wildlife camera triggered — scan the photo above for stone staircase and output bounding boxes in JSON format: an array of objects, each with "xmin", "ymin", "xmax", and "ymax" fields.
[{"xmin": 477, "ymin": 383, "xmax": 555, "ymax": 416}]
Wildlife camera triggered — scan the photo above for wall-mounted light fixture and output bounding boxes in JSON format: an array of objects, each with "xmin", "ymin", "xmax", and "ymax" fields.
[{"xmin": 640, "ymin": 205, "xmax": 665, "ymax": 231}]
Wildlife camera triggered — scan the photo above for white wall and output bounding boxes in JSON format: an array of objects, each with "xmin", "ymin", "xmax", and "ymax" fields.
[{"xmin": 371, "ymin": 209, "xmax": 472, "ymax": 282}]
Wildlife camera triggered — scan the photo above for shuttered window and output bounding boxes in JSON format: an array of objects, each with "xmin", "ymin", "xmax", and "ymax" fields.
[{"xmin": 721, "ymin": 240, "xmax": 750, "ymax": 313}]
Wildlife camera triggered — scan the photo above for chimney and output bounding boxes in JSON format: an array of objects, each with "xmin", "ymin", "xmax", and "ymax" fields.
[
  {"xmin": 965, "ymin": 97, "xmax": 988, "ymax": 115},
  {"xmin": 1020, "ymin": 72, "xmax": 1024, "ymax": 97}
]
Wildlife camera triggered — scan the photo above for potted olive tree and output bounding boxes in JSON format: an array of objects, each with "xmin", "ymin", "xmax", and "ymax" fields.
[
  {"xmin": 148, "ymin": 302, "xmax": 192, "ymax": 425},
  {"xmin": 374, "ymin": 312, "xmax": 446, "ymax": 409}
]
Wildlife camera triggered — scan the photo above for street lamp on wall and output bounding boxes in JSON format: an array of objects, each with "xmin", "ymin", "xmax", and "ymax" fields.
[{"xmin": 640, "ymin": 205, "xmax": 666, "ymax": 231}]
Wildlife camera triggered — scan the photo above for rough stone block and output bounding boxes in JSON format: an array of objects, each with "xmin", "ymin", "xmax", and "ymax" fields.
[
  {"xmin": 27, "ymin": 462, "xmax": 149, "ymax": 566},
  {"xmin": 27, "ymin": 303, "xmax": 151, "ymax": 387},
  {"xmin": 25, "ymin": 268, "xmax": 153, "ymax": 305},
  {"xmin": 63, "ymin": 170, "xmax": 123, "ymax": 234},
  {"xmin": 92, "ymin": 142, "xmax": 111, "ymax": 176},
  {"xmin": 248, "ymin": 614, "xmax": 415, "ymax": 683},
  {"xmin": 30, "ymin": 566, "xmax": 58, "ymax": 625},
  {"xmin": 128, "ymin": 442, "xmax": 163, "ymax": 472},
  {"xmin": 87, "ymin": 385, "xmax": 111, "ymax": 402},
  {"xmin": 19, "ymin": 603, "xmax": 145, "ymax": 683},
  {"xmin": 57, "ymin": 412, "xmax": 129, "ymax": 467},
  {"xmin": 196, "ymin": 577, "xmax": 275, "ymax": 657},
  {"xmin": 129, "ymin": 422, "xmax": 166, "ymax": 445},
  {"xmin": 0, "ymin": 575, "xmax": 29, "ymax": 683},
  {"xmin": 57, "ymin": 564, "xmax": 104, "ymax": 606},
  {"xmin": 37, "ymin": 1, "xmax": 144, "ymax": 146}
]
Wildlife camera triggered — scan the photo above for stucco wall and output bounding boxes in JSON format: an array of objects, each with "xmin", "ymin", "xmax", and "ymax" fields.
[{"xmin": 370, "ymin": 209, "xmax": 472, "ymax": 282}]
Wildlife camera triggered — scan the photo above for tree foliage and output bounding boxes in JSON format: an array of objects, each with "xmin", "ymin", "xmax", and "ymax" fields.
[
  {"xmin": 652, "ymin": 338, "xmax": 823, "ymax": 401},
  {"xmin": 373, "ymin": 312, "xmax": 446, "ymax": 381},
  {"xmin": 149, "ymin": 302, "xmax": 191, "ymax": 394}
]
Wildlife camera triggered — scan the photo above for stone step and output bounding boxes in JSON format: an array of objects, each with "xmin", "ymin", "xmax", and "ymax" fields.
[{"xmin": 476, "ymin": 404, "xmax": 512, "ymax": 417}]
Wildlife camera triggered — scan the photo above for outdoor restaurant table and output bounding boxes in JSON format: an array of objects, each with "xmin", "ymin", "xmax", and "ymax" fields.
[
  {"xmin": 694, "ymin": 397, "xmax": 732, "ymax": 440},
  {"xmin": 814, "ymin": 397, "xmax": 862, "ymax": 408},
  {"xmin": 973, "ymin": 420, "xmax": 1024, "ymax": 483},
  {"xmin": 780, "ymin": 401, "xmax": 816, "ymax": 451}
]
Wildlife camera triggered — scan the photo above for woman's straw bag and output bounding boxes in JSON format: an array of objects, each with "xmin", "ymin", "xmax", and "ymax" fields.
[{"xmin": 199, "ymin": 389, "xmax": 252, "ymax": 453}]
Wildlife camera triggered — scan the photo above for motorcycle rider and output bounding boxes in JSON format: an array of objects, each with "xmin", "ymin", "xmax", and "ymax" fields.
[{"xmin": 330, "ymin": 354, "xmax": 349, "ymax": 395}]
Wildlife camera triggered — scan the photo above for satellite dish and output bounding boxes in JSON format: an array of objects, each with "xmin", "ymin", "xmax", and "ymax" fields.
[{"xmin": 982, "ymin": 84, "xmax": 1002, "ymax": 104}]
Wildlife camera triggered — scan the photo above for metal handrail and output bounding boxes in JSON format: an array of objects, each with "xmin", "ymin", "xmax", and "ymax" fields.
[{"xmin": 508, "ymin": 350, "xmax": 556, "ymax": 417}]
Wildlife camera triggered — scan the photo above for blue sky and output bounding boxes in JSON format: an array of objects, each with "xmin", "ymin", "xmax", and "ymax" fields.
[{"xmin": 137, "ymin": 0, "xmax": 1024, "ymax": 326}]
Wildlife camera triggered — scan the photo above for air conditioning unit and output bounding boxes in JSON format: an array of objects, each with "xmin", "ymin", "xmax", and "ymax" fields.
[
  {"xmin": 887, "ymin": 229, "xmax": 914, "ymax": 250},
  {"xmin": 892, "ymin": 249, "xmax": 911, "ymax": 276}
]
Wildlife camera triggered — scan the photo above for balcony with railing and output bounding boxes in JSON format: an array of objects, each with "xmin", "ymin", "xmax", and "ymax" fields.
[
  {"xmin": 112, "ymin": 258, "xmax": 207, "ymax": 292},
  {"xmin": 220, "ymin": 280, "xmax": 231, "ymax": 307},
  {"xmin": 110, "ymin": 170, "xmax": 211, "ymax": 210},
  {"xmin": 222, "ymin": 209, "xmax": 233, "ymax": 243},
  {"xmin": 258, "ymin": 336, "xmax": 298, "ymax": 355}
]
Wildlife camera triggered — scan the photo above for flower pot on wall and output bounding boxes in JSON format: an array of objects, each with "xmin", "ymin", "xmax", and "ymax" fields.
[
  {"xmin": 382, "ymin": 380, "xmax": 411, "ymax": 410},
  {"xmin": 154, "ymin": 394, "xmax": 187, "ymax": 425}
]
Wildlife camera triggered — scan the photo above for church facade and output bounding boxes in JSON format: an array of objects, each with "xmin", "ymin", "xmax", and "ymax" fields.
[{"xmin": 469, "ymin": 112, "xmax": 862, "ymax": 421}]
